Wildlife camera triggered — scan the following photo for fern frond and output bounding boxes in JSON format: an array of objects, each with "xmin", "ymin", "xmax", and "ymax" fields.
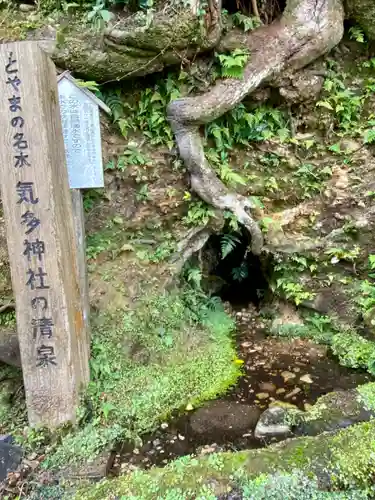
[
  {"xmin": 221, "ymin": 66, "xmax": 245, "ymax": 79},
  {"xmin": 100, "ymin": 89, "xmax": 124, "ymax": 122},
  {"xmin": 219, "ymin": 164, "xmax": 247, "ymax": 186},
  {"xmin": 232, "ymin": 262, "xmax": 248, "ymax": 282},
  {"xmin": 221, "ymin": 234, "xmax": 240, "ymax": 259},
  {"xmin": 186, "ymin": 267, "xmax": 202, "ymax": 287}
]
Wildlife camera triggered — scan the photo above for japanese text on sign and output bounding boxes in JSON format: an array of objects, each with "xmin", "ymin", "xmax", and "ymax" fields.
[{"xmin": 4, "ymin": 52, "xmax": 56, "ymax": 368}]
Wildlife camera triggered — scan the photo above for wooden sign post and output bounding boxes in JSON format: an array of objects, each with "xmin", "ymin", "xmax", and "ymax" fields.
[
  {"xmin": 0, "ymin": 42, "xmax": 89, "ymax": 427},
  {"xmin": 57, "ymin": 72, "xmax": 109, "ymax": 347}
]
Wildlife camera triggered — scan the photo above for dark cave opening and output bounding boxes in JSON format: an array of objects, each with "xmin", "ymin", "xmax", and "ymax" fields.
[
  {"xmin": 222, "ymin": 0, "xmax": 286, "ymax": 20},
  {"xmin": 203, "ymin": 229, "xmax": 271, "ymax": 308}
]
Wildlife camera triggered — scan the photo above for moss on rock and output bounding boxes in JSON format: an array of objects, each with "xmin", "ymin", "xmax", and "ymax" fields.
[
  {"xmin": 296, "ymin": 387, "xmax": 374, "ymax": 436},
  {"xmin": 5, "ymin": 4, "xmax": 222, "ymax": 82},
  {"xmin": 77, "ymin": 420, "xmax": 375, "ymax": 498}
]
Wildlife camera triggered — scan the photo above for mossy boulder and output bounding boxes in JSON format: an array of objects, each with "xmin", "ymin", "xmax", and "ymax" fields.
[
  {"xmin": 295, "ymin": 388, "xmax": 374, "ymax": 436},
  {"xmin": 77, "ymin": 419, "xmax": 375, "ymax": 498},
  {"xmin": 0, "ymin": 5, "xmax": 222, "ymax": 82}
]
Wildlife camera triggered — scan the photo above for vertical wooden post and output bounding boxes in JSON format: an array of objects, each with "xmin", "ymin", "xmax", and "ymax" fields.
[
  {"xmin": 0, "ymin": 42, "xmax": 89, "ymax": 427},
  {"xmin": 71, "ymin": 189, "xmax": 91, "ymax": 349}
]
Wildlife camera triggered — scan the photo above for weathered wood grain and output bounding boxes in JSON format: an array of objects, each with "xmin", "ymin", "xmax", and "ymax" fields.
[
  {"xmin": 71, "ymin": 188, "xmax": 91, "ymax": 349},
  {"xmin": 0, "ymin": 42, "xmax": 89, "ymax": 427}
]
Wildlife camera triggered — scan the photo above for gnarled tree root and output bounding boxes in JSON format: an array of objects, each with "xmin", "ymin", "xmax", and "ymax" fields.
[{"xmin": 167, "ymin": 0, "xmax": 344, "ymax": 255}]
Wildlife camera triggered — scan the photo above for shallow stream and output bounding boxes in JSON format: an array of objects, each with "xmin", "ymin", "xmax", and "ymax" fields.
[{"xmin": 111, "ymin": 304, "xmax": 372, "ymax": 475}]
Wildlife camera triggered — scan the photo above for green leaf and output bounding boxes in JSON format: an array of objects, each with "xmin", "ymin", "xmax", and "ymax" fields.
[
  {"xmin": 316, "ymin": 100, "xmax": 334, "ymax": 110},
  {"xmin": 221, "ymin": 234, "xmax": 240, "ymax": 259},
  {"xmin": 249, "ymin": 196, "xmax": 264, "ymax": 209},
  {"xmin": 100, "ymin": 9, "xmax": 114, "ymax": 22}
]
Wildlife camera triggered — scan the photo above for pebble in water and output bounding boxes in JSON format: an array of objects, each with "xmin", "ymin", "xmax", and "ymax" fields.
[
  {"xmin": 259, "ymin": 382, "xmax": 276, "ymax": 392},
  {"xmin": 281, "ymin": 371, "xmax": 296, "ymax": 382},
  {"xmin": 285, "ymin": 387, "xmax": 302, "ymax": 399},
  {"xmin": 256, "ymin": 393, "xmax": 270, "ymax": 400}
]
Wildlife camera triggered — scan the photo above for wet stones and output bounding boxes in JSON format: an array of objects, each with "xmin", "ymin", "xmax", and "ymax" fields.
[
  {"xmin": 189, "ymin": 401, "xmax": 261, "ymax": 439},
  {"xmin": 259, "ymin": 382, "xmax": 276, "ymax": 392},
  {"xmin": 300, "ymin": 374, "xmax": 313, "ymax": 384},
  {"xmin": 281, "ymin": 371, "xmax": 296, "ymax": 383},
  {"xmin": 254, "ymin": 406, "xmax": 293, "ymax": 441}
]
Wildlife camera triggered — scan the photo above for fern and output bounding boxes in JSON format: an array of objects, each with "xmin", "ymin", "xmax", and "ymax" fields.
[
  {"xmin": 232, "ymin": 262, "xmax": 248, "ymax": 282},
  {"xmin": 184, "ymin": 201, "xmax": 215, "ymax": 226},
  {"xmin": 219, "ymin": 164, "xmax": 247, "ymax": 187},
  {"xmin": 349, "ymin": 26, "xmax": 365, "ymax": 43},
  {"xmin": 186, "ymin": 267, "xmax": 202, "ymax": 288},
  {"xmin": 99, "ymin": 89, "xmax": 125, "ymax": 122},
  {"xmin": 232, "ymin": 12, "xmax": 261, "ymax": 32},
  {"xmin": 221, "ymin": 234, "xmax": 240, "ymax": 259},
  {"xmin": 75, "ymin": 79, "xmax": 101, "ymax": 92},
  {"xmin": 216, "ymin": 49, "xmax": 250, "ymax": 79}
]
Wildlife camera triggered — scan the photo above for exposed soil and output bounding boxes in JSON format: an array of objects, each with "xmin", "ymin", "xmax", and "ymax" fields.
[{"xmin": 111, "ymin": 303, "xmax": 372, "ymax": 475}]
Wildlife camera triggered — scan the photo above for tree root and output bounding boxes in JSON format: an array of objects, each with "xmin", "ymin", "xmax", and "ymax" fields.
[
  {"xmin": 167, "ymin": 0, "xmax": 344, "ymax": 256},
  {"xmin": 170, "ymin": 225, "xmax": 214, "ymax": 274}
]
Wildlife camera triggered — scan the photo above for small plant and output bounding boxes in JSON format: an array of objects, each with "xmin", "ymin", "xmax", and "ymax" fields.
[
  {"xmin": 273, "ymin": 254, "xmax": 316, "ymax": 305},
  {"xmin": 87, "ymin": 0, "xmax": 115, "ymax": 29},
  {"xmin": 136, "ymin": 184, "xmax": 151, "ymax": 202},
  {"xmin": 293, "ymin": 163, "xmax": 332, "ymax": 199},
  {"xmin": 122, "ymin": 142, "xmax": 152, "ymax": 167},
  {"xmin": 357, "ymin": 254, "xmax": 375, "ymax": 325},
  {"xmin": 220, "ymin": 233, "xmax": 240, "ymax": 259},
  {"xmin": 331, "ymin": 332, "xmax": 375, "ymax": 375},
  {"xmin": 83, "ymin": 188, "xmax": 104, "ymax": 212},
  {"xmin": 232, "ymin": 12, "xmax": 261, "ymax": 32},
  {"xmin": 349, "ymin": 26, "xmax": 366, "ymax": 43},
  {"xmin": 216, "ymin": 48, "xmax": 250, "ymax": 79},
  {"xmin": 325, "ymin": 245, "xmax": 361, "ymax": 264},
  {"xmin": 232, "ymin": 261, "xmax": 248, "ymax": 282},
  {"xmin": 276, "ymin": 280, "xmax": 314, "ymax": 305},
  {"xmin": 316, "ymin": 71, "xmax": 364, "ymax": 132},
  {"xmin": 0, "ymin": 309, "xmax": 16, "ymax": 327},
  {"xmin": 185, "ymin": 265, "xmax": 203, "ymax": 288},
  {"xmin": 100, "ymin": 89, "xmax": 126, "ymax": 122},
  {"xmin": 184, "ymin": 201, "xmax": 215, "ymax": 226}
]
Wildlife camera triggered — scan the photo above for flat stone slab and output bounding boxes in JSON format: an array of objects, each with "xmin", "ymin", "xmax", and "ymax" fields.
[{"xmin": 0, "ymin": 442, "xmax": 22, "ymax": 481}]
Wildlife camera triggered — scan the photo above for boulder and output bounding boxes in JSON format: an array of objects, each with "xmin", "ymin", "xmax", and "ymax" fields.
[
  {"xmin": 189, "ymin": 401, "xmax": 261, "ymax": 439},
  {"xmin": 295, "ymin": 388, "xmax": 374, "ymax": 437},
  {"xmin": 58, "ymin": 449, "xmax": 115, "ymax": 481}
]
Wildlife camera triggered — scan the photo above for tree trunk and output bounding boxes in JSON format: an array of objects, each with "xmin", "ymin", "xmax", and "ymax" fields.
[{"xmin": 167, "ymin": 0, "xmax": 344, "ymax": 255}]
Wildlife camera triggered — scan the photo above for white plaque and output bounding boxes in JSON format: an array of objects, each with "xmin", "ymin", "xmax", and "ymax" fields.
[{"xmin": 58, "ymin": 76, "xmax": 105, "ymax": 189}]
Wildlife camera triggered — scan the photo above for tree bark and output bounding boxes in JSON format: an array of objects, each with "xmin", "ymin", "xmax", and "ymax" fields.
[{"xmin": 167, "ymin": 0, "xmax": 344, "ymax": 255}]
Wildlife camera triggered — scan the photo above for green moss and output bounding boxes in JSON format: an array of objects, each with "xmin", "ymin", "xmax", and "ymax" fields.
[
  {"xmin": 331, "ymin": 332, "xmax": 375, "ymax": 375},
  {"xmin": 0, "ymin": 364, "xmax": 26, "ymax": 434},
  {"xmin": 272, "ymin": 312, "xmax": 375, "ymax": 376},
  {"xmin": 45, "ymin": 290, "xmax": 239, "ymax": 468},
  {"xmin": 357, "ymin": 382, "xmax": 375, "ymax": 411},
  {"xmin": 77, "ymin": 421, "xmax": 375, "ymax": 499}
]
